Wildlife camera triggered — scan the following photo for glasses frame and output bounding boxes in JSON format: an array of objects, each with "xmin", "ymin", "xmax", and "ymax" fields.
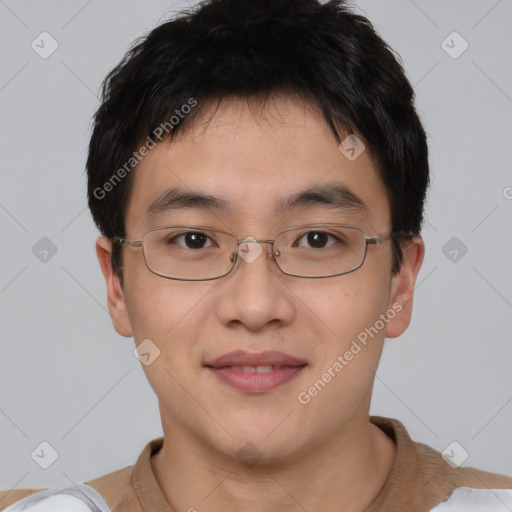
[{"xmin": 114, "ymin": 223, "xmax": 412, "ymax": 281}]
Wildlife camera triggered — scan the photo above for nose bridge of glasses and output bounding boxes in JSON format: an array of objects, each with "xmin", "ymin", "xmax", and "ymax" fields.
[{"xmin": 235, "ymin": 238, "xmax": 276, "ymax": 261}]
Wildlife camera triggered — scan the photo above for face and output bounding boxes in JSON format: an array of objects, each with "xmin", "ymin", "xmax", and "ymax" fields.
[{"xmin": 97, "ymin": 94, "xmax": 424, "ymax": 463}]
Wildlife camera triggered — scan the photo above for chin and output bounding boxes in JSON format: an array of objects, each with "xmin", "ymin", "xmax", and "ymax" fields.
[{"xmin": 205, "ymin": 415, "xmax": 310, "ymax": 466}]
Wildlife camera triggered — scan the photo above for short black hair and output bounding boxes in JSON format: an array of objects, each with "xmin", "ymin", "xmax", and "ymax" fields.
[{"xmin": 87, "ymin": 0, "xmax": 429, "ymax": 279}]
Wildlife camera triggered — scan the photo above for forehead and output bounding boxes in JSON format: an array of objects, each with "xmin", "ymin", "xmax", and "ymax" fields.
[{"xmin": 124, "ymin": 95, "xmax": 391, "ymax": 235}]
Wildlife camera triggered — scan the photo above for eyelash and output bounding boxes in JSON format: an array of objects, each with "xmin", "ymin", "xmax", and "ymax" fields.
[{"xmin": 166, "ymin": 230, "xmax": 341, "ymax": 249}]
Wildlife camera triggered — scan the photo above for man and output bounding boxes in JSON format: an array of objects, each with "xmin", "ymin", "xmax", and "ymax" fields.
[{"xmin": 1, "ymin": 0, "xmax": 511, "ymax": 511}]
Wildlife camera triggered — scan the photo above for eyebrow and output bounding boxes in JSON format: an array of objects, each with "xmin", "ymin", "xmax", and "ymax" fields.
[
  {"xmin": 145, "ymin": 183, "xmax": 367, "ymax": 218},
  {"xmin": 146, "ymin": 189, "xmax": 232, "ymax": 217},
  {"xmin": 276, "ymin": 183, "xmax": 367, "ymax": 217}
]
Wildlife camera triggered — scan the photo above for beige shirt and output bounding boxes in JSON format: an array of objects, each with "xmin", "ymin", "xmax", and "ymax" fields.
[{"xmin": 1, "ymin": 416, "xmax": 511, "ymax": 512}]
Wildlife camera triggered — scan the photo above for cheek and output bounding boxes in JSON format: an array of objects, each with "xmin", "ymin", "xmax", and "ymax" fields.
[
  {"xmin": 294, "ymin": 278, "xmax": 392, "ymax": 432},
  {"xmin": 308, "ymin": 270, "xmax": 391, "ymax": 344},
  {"xmin": 122, "ymin": 272, "xmax": 217, "ymax": 388},
  {"xmin": 123, "ymin": 277, "xmax": 213, "ymax": 398}
]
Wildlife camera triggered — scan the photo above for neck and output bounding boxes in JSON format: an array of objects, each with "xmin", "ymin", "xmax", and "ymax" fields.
[{"xmin": 151, "ymin": 414, "xmax": 396, "ymax": 512}]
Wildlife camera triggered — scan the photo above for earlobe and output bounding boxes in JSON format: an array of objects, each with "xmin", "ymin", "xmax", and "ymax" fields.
[
  {"xmin": 96, "ymin": 236, "xmax": 133, "ymax": 337},
  {"xmin": 385, "ymin": 236, "xmax": 425, "ymax": 339}
]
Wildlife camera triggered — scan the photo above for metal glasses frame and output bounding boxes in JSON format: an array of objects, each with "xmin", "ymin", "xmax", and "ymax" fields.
[{"xmin": 114, "ymin": 223, "xmax": 411, "ymax": 281}]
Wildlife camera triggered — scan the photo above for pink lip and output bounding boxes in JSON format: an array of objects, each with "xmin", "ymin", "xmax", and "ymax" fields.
[
  {"xmin": 204, "ymin": 350, "xmax": 307, "ymax": 393},
  {"xmin": 205, "ymin": 350, "xmax": 307, "ymax": 368}
]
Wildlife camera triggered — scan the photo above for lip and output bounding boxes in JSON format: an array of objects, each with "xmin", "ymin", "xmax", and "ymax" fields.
[{"xmin": 204, "ymin": 350, "xmax": 307, "ymax": 393}]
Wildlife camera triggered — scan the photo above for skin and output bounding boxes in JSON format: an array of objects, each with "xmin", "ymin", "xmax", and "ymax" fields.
[{"xmin": 96, "ymin": 94, "xmax": 424, "ymax": 512}]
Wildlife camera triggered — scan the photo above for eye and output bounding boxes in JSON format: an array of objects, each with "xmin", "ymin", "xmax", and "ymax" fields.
[
  {"xmin": 166, "ymin": 231, "xmax": 214, "ymax": 249},
  {"xmin": 294, "ymin": 231, "xmax": 339, "ymax": 249}
]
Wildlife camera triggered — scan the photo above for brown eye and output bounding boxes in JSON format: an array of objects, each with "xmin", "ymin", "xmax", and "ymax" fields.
[
  {"xmin": 167, "ymin": 231, "xmax": 213, "ymax": 249},
  {"xmin": 295, "ymin": 231, "xmax": 337, "ymax": 249}
]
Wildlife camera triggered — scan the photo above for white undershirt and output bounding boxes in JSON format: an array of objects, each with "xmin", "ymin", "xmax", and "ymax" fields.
[
  {"xmin": 430, "ymin": 486, "xmax": 512, "ymax": 511},
  {"xmin": 4, "ymin": 484, "xmax": 512, "ymax": 512}
]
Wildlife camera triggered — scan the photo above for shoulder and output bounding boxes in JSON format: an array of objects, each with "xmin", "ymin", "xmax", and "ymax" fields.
[
  {"xmin": 0, "ymin": 465, "xmax": 134, "ymax": 512},
  {"xmin": 0, "ymin": 483, "xmax": 112, "ymax": 512},
  {"xmin": 373, "ymin": 416, "xmax": 512, "ymax": 492},
  {"xmin": 369, "ymin": 416, "xmax": 512, "ymax": 511},
  {"xmin": 0, "ymin": 437, "xmax": 160, "ymax": 512},
  {"xmin": 415, "ymin": 440, "xmax": 512, "ymax": 490},
  {"xmin": 84, "ymin": 464, "xmax": 135, "ymax": 511},
  {"xmin": 0, "ymin": 489, "xmax": 46, "ymax": 511},
  {"xmin": 430, "ymin": 487, "xmax": 512, "ymax": 511},
  {"xmin": 415, "ymin": 440, "xmax": 512, "ymax": 510}
]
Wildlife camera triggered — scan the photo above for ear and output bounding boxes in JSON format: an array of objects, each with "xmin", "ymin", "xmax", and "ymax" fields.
[
  {"xmin": 96, "ymin": 236, "xmax": 133, "ymax": 337},
  {"xmin": 385, "ymin": 236, "xmax": 425, "ymax": 338}
]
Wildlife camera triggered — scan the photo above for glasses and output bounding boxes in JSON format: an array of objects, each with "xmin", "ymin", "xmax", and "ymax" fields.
[{"xmin": 115, "ymin": 224, "xmax": 408, "ymax": 281}]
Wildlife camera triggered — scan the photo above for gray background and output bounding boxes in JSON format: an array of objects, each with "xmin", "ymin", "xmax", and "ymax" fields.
[{"xmin": 1, "ymin": 0, "xmax": 511, "ymax": 491}]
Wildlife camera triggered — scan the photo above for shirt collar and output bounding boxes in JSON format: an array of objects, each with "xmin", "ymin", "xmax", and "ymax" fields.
[
  {"xmin": 133, "ymin": 437, "xmax": 173, "ymax": 512},
  {"xmin": 132, "ymin": 416, "xmax": 413, "ymax": 512}
]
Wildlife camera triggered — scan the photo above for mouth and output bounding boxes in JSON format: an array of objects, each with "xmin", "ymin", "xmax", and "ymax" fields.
[{"xmin": 204, "ymin": 350, "xmax": 308, "ymax": 393}]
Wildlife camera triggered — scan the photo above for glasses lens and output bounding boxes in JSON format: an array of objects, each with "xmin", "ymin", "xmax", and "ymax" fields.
[
  {"xmin": 274, "ymin": 225, "xmax": 366, "ymax": 277},
  {"xmin": 143, "ymin": 227, "xmax": 236, "ymax": 280}
]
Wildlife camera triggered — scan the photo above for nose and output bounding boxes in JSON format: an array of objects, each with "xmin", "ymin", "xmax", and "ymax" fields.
[{"xmin": 215, "ymin": 238, "xmax": 295, "ymax": 332}]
